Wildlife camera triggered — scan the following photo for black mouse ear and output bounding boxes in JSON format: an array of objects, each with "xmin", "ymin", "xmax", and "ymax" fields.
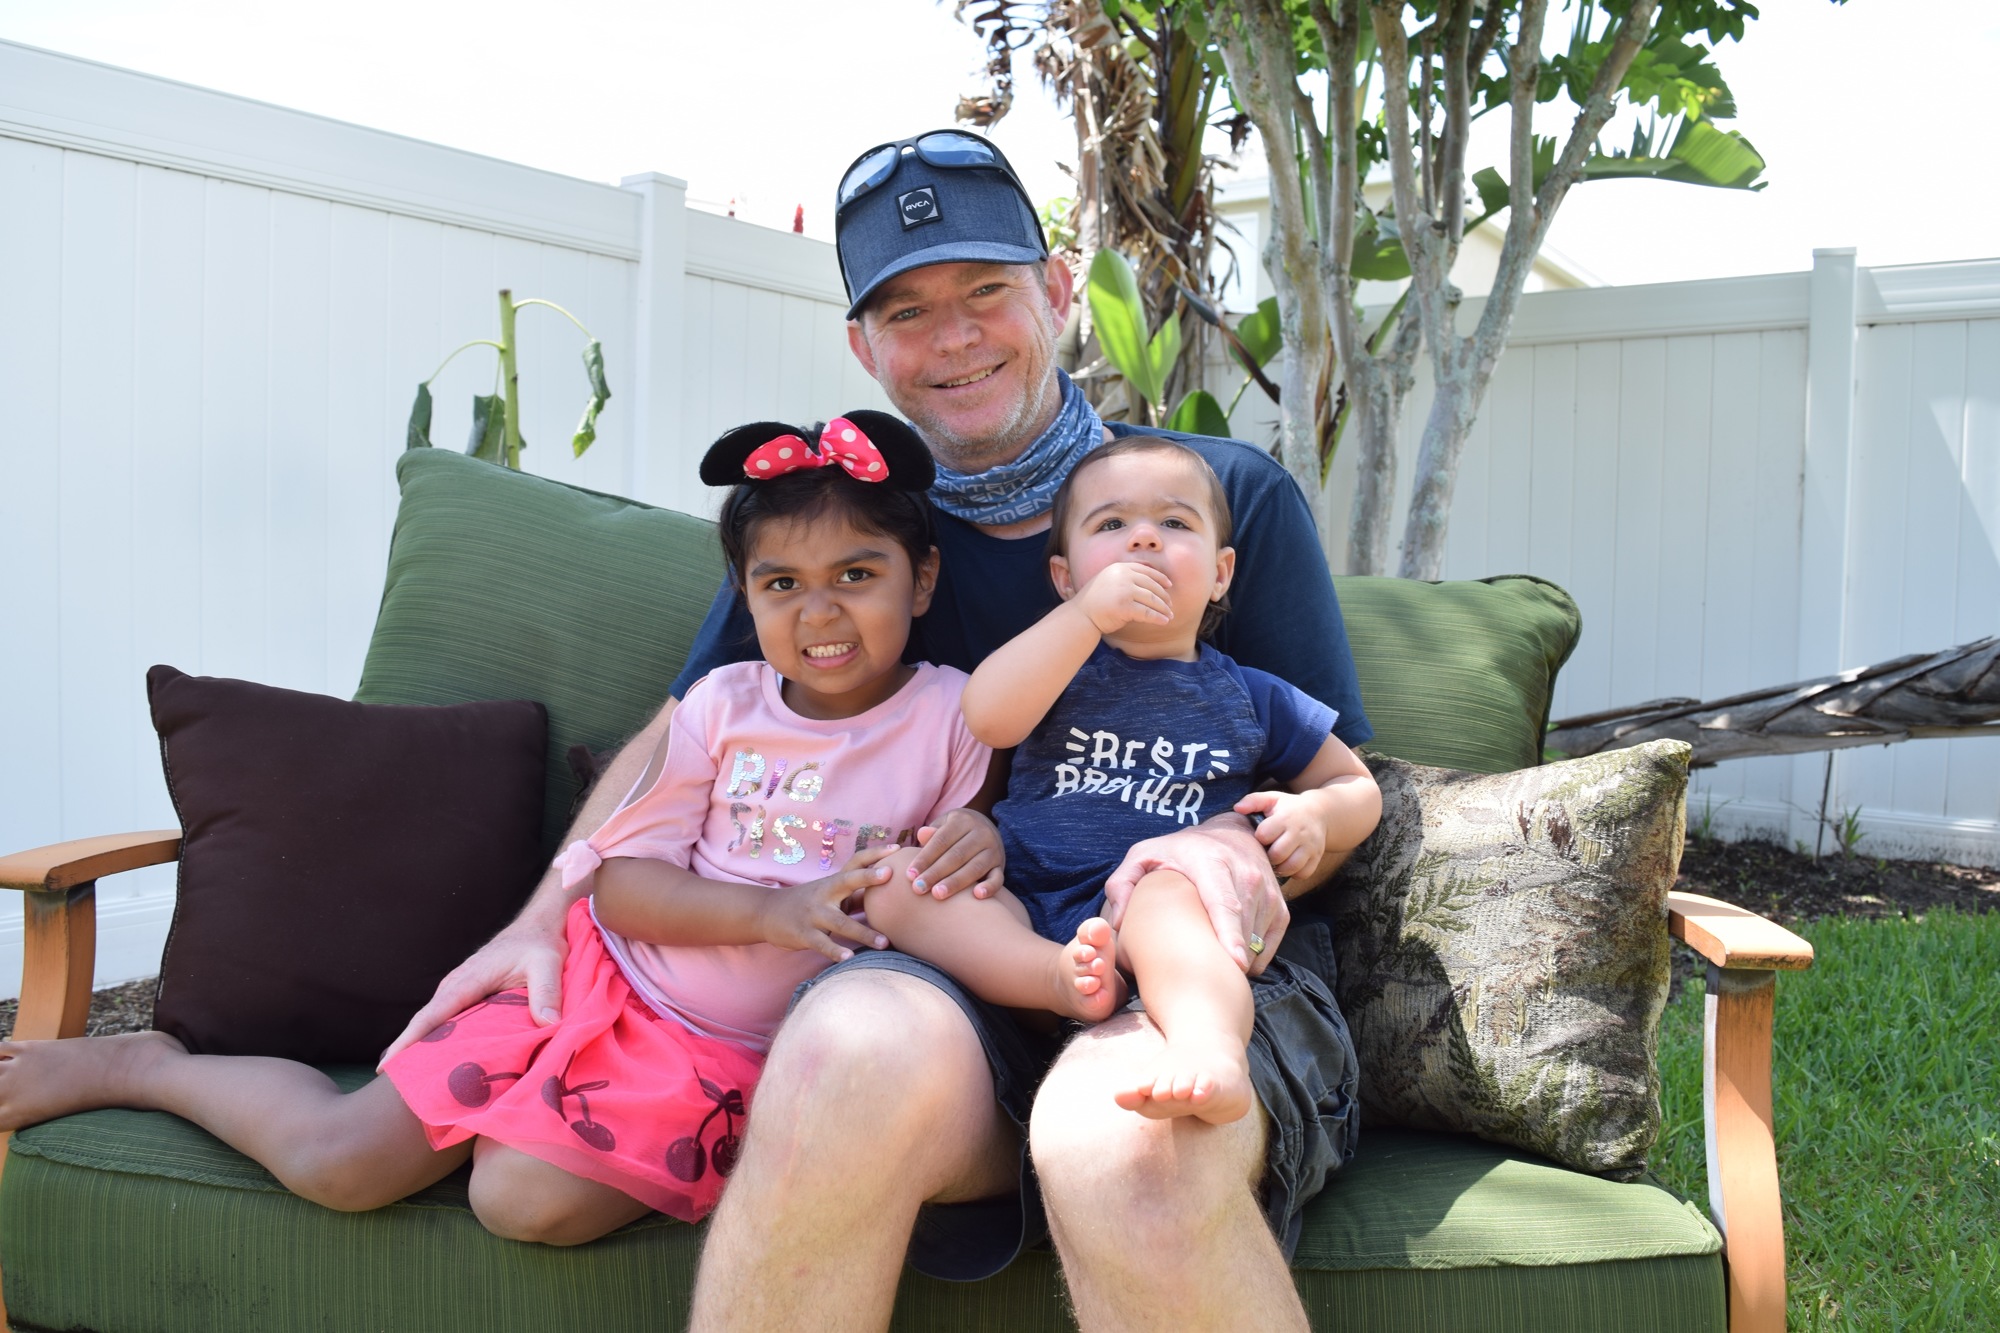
[
  {"xmin": 700, "ymin": 421, "xmax": 810, "ymax": 486},
  {"xmin": 836, "ymin": 410, "xmax": 935, "ymax": 491}
]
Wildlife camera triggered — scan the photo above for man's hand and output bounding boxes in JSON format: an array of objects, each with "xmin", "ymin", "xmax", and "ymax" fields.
[
  {"xmin": 906, "ymin": 809, "xmax": 1005, "ymax": 900},
  {"xmin": 378, "ymin": 905, "xmax": 570, "ymax": 1068},
  {"xmin": 1101, "ymin": 814, "xmax": 1287, "ymax": 976},
  {"xmin": 1071, "ymin": 560, "xmax": 1174, "ymax": 636},
  {"xmin": 759, "ymin": 846, "xmax": 900, "ymax": 962}
]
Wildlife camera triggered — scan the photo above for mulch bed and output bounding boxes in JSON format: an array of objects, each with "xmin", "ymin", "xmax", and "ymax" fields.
[
  {"xmin": 6, "ymin": 841, "xmax": 1994, "ymax": 1039},
  {"xmin": 1668, "ymin": 836, "xmax": 1998, "ymax": 998}
]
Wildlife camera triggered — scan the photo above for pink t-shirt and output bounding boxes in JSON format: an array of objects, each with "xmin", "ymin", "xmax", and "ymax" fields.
[{"xmin": 555, "ymin": 660, "xmax": 990, "ymax": 1053}]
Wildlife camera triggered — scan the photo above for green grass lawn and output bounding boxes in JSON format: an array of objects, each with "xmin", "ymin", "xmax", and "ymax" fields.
[{"xmin": 1651, "ymin": 911, "xmax": 2000, "ymax": 1330}]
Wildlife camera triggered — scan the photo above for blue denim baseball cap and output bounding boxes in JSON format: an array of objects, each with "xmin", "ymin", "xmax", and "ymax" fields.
[{"xmin": 834, "ymin": 131, "xmax": 1048, "ymax": 320}]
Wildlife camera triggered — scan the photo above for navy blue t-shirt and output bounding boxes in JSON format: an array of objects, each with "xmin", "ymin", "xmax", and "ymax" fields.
[
  {"xmin": 996, "ymin": 642, "xmax": 1336, "ymax": 942},
  {"xmin": 671, "ymin": 424, "xmax": 1373, "ymax": 748}
]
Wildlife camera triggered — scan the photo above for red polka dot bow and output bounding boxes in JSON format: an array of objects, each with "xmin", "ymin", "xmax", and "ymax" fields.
[{"xmin": 741, "ymin": 417, "xmax": 891, "ymax": 483}]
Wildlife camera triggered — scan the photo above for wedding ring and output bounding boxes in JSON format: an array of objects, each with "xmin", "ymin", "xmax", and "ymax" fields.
[{"xmin": 1248, "ymin": 933, "xmax": 1266, "ymax": 956}]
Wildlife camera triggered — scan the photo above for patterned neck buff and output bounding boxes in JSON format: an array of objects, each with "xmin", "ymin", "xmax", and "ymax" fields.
[{"xmin": 925, "ymin": 370, "xmax": 1104, "ymax": 527}]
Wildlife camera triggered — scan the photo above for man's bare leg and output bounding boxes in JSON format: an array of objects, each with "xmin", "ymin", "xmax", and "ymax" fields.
[
  {"xmin": 0, "ymin": 1032, "xmax": 466, "ymax": 1210},
  {"xmin": 1031, "ymin": 1013, "xmax": 1307, "ymax": 1333},
  {"xmin": 863, "ymin": 848, "xmax": 1124, "ymax": 1023},
  {"xmin": 1111, "ymin": 869, "xmax": 1254, "ymax": 1123},
  {"xmin": 689, "ymin": 969, "xmax": 1019, "ymax": 1332}
]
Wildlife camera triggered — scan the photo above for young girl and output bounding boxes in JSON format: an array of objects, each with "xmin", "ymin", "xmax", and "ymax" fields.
[
  {"xmin": 860, "ymin": 435, "xmax": 1382, "ymax": 1126},
  {"xmin": 0, "ymin": 410, "xmax": 998, "ymax": 1242}
]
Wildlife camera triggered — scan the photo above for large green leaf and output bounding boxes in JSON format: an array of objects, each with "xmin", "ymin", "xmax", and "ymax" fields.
[
  {"xmin": 405, "ymin": 382, "xmax": 433, "ymax": 450},
  {"xmin": 1167, "ymin": 388, "xmax": 1230, "ymax": 439},
  {"xmin": 1234, "ymin": 297, "xmax": 1283, "ymax": 368},
  {"xmin": 1350, "ymin": 209, "xmax": 1411, "ymax": 282},
  {"xmin": 1582, "ymin": 119, "xmax": 1765, "ymax": 190},
  {"xmin": 1145, "ymin": 311, "xmax": 1183, "ymax": 408},
  {"xmin": 465, "ymin": 393, "xmax": 506, "ymax": 463},
  {"xmin": 572, "ymin": 338, "xmax": 611, "ymax": 458},
  {"xmin": 1087, "ymin": 248, "xmax": 1160, "ymax": 407}
]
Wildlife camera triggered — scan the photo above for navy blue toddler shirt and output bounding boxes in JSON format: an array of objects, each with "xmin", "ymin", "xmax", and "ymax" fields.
[{"xmin": 993, "ymin": 642, "xmax": 1337, "ymax": 942}]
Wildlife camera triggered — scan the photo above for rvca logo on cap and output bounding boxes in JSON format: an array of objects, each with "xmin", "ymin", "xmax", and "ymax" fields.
[{"xmin": 897, "ymin": 186, "xmax": 940, "ymax": 229}]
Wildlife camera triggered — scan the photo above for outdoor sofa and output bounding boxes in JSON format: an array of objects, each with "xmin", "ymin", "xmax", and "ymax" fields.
[{"xmin": 0, "ymin": 447, "xmax": 1811, "ymax": 1332}]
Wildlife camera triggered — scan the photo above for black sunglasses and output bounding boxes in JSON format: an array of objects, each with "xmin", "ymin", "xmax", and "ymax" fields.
[{"xmin": 835, "ymin": 130, "xmax": 1034, "ymax": 215}]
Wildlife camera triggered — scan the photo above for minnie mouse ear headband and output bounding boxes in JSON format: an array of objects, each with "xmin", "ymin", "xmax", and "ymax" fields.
[{"xmin": 699, "ymin": 410, "xmax": 935, "ymax": 492}]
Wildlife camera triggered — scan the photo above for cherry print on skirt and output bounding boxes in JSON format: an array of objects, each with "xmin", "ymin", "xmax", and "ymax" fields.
[{"xmin": 381, "ymin": 897, "xmax": 764, "ymax": 1222}]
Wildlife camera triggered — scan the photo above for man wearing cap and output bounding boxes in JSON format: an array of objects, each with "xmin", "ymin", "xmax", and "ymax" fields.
[{"xmin": 389, "ymin": 131, "xmax": 1369, "ymax": 1329}]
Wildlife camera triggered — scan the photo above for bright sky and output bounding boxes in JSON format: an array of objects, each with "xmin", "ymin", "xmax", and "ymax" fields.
[{"xmin": 4, "ymin": 0, "xmax": 1995, "ymax": 289}]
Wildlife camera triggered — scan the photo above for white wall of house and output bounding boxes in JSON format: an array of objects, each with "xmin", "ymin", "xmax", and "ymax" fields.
[{"xmin": 1, "ymin": 41, "xmax": 1994, "ymax": 996}]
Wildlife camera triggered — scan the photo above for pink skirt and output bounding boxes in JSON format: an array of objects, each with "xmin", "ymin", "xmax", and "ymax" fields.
[{"xmin": 382, "ymin": 897, "xmax": 764, "ymax": 1222}]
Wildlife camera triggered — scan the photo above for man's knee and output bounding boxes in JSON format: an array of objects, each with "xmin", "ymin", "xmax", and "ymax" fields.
[
  {"xmin": 1031, "ymin": 1024, "xmax": 1267, "ymax": 1240},
  {"xmin": 764, "ymin": 969, "xmax": 989, "ymax": 1123}
]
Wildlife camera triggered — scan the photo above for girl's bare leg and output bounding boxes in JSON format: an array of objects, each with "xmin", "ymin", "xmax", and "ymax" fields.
[
  {"xmin": 1112, "ymin": 869, "xmax": 1255, "ymax": 1124},
  {"xmin": 0, "ymin": 1032, "xmax": 468, "ymax": 1209},
  {"xmin": 465, "ymin": 1138, "xmax": 653, "ymax": 1245},
  {"xmin": 862, "ymin": 848, "xmax": 1126, "ymax": 1023}
]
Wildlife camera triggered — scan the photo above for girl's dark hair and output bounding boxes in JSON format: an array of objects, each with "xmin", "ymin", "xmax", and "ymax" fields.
[
  {"xmin": 1045, "ymin": 435, "xmax": 1234, "ymax": 639},
  {"xmin": 717, "ymin": 467, "xmax": 936, "ymax": 587}
]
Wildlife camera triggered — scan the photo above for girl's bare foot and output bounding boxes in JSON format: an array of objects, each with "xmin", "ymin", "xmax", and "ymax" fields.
[
  {"xmin": 1048, "ymin": 918, "xmax": 1127, "ymax": 1024},
  {"xmin": 0, "ymin": 1030, "xmax": 187, "ymax": 1131},
  {"xmin": 1112, "ymin": 1030, "xmax": 1254, "ymax": 1125}
]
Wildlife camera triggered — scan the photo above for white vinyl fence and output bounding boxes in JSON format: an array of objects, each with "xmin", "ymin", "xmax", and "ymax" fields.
[
  {"xmin": 2, "ymin": 40, "xmax": 1995, "ymax": 995},
  {"xmin": 1225, "ymin": 253, "xmax": 2000, "ymax": 868},
  {"xmin": 0, "ymin": 41, "xmax": 886, "ymax": 992}
]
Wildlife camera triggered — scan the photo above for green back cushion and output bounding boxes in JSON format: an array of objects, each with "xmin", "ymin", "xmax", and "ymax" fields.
[
  {"xmin": 355, "ymin": 449, "xmax": 724, "ymax": 854},
  {"xmin": 1332, "ymin": 575, "xmax": 1580, "ymax": 773},
  {"xmin": 357, "ymin": 456, "xmax": 1579, "ymax": 849}
]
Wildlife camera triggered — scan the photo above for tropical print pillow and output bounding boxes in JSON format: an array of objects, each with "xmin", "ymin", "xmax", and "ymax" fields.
[{"xmin": 1315, "ymin": 739, "xmax": 1690, "ymax": 1179}]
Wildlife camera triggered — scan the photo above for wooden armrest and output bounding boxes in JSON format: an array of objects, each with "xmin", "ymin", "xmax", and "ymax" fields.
[
  {"xmin": 1668, "ymin": 891, "xmax": 1814, "ymax": 971},
  {"xmin": 1668, "ymin": 892, "xmax": 1815, "ymax": 1333},
  {"xmin": 0, "ymin": 831, "xmax": 178, "ymax": 1325},
  {"xmin": 0, "ymin": 830, "xmax": 176, "ymax": 1048},
  {"xmin": 0, "ymin": 830, "xmax": 181, "ymax": 893}
]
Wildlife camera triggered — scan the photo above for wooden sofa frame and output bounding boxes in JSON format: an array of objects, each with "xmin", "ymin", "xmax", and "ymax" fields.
[{"xmin": 0, "ymin": 828, "xmax": 1814, "ymax": 1332}]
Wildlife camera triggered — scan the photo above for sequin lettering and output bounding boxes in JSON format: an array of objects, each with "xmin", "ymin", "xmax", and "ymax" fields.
[
  {"xmin": 725, "ymin": 751, "xmax": 765, "ymax": 798},
  {"xmin": 770, "ymin": 815, "xmax": 807, "ymax": 865}
]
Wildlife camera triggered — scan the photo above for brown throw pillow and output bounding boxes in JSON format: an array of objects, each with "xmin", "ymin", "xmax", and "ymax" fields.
[
  {"xmin": 1310, "ymin": 739, "xmax": 1690, "ymax": 1179},
  {"xmin": 148, "ymin": 666, "xmax": 548, "ymax": 1064}
]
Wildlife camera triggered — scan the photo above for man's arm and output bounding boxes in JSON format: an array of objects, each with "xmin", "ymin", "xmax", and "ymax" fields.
[{"xmin": 377, "ymin": 695, "xmax": 677, "ymax": 1064}]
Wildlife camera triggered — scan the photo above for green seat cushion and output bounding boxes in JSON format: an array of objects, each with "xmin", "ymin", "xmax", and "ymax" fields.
[
  {"xmin": 3, "ymin": 1091, "xmax": 1719, "ymax": 1333},
  {"xmin": 355, "ymin": 449, "xmax": 725, "ymax": 854},
  {"xmin": 1333, "ymin": 575, "xmax": 1580, "ymax": 773}
]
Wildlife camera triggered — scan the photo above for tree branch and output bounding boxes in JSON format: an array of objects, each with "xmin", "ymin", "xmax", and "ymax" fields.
[
  {"xmin": 1210, "ymin": 0, "xmax": 1330, "ymax": 495},
  {"xmin": 1373, "ymin": 4, "xmax": 1457, "ymax": 364},
  {"xmin": 1310, "ymin": 0, "xmax": 1365, "ymax": 370},
  {"xmin": 1437, "ymin": 0, "xmax": 1473, "ymax": 246},
  {"xmin": 1477, "ymin": 0, "xmax": 1655, "ymax": 359},
  {"xmin": 1467, "ymin": 0, "xmax": 1507, "ymax": 76},
  {"xmin": 1418, "ymin": 33, "xmax": 1436, "ymax": 218},
  {"xmin": 1503, "ymin": 0, "xmax": 1546, "ymax": 262}
]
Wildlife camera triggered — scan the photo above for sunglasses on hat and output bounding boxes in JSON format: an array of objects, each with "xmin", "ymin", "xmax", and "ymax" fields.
[{"xmin": 836, "ymin": 130, "xmax": 1040, "ymax": 229}]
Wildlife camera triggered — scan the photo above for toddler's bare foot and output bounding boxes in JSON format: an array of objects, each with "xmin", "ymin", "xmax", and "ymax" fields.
[
  {"xmin": 1047, "ymin": 918, "xmax": 1127, "ymax": 1024},
  {"xmin": 1113, "ymin": 1030, "xmax": 1254, "ymax": 1125},
  {"xmin": 0, "ymin": 1030, "xmax": 187, "ymax": 1131}
]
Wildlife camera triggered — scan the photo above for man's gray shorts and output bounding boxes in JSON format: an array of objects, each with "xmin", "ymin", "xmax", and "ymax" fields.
[{"xmin": 789, "ymin": 910, "xmax": 1360, "ymax": 1281}]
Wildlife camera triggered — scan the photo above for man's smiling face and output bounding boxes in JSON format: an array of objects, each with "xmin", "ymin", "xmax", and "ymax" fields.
[{"xmin": 846, "ymin": 260, "xmax": 1073, "ymax": 475}]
